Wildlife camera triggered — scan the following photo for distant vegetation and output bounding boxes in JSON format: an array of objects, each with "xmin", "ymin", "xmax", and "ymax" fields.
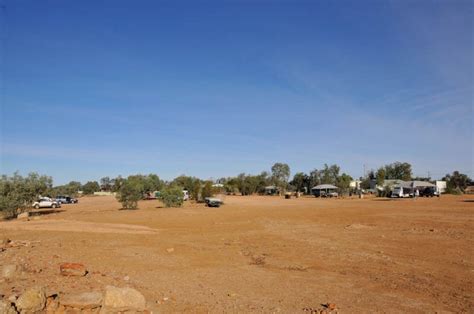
[
  {"xmin": 442, "ymin": 171, "xmax": 472, "ymax": 194},
  {"xmin": 1, "ymin": 162, "xmax": 472, "ymax": 217}
]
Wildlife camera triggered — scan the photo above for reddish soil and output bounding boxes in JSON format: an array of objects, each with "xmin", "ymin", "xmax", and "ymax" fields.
[{"xmin": 1, "ymin": 194, "xmax": 473, "ymax": 313}]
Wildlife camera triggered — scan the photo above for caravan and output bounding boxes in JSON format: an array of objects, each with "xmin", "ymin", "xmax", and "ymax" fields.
[{"xmin": 391, "ymin": 186, "xmax": 412, "ymax": 198}]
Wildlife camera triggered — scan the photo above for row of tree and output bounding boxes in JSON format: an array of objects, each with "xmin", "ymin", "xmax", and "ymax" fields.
[{"xmin": 1, "ymin": 163, "xmax": 472, "ymax": 217}]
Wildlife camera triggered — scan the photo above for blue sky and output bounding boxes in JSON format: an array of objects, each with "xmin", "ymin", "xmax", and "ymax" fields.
[{"xmin": 0, "ymin": 0, "xmax": 473, "ymax": 185}]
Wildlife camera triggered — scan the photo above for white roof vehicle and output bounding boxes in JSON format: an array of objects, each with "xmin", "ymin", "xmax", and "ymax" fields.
[{"xmin": 32, "ymin": 197, "xmax": 61, "ymax": 209}]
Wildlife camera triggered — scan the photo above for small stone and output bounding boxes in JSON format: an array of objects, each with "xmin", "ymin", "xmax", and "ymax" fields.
[
  {"xmin": 0, "ymin": 300, "xmax": 17, "ymax": 314},
  {"xmin": 123, "ymin": 276, "xmax": 130, "ymax": 281},
  {"xmin": 1, "ymin": 238, "xmax": 10, "ymax": 246},
  {"xmin": 166, "ymin": 248, "xmax": 174, "ymax": 253},
  {"xmin": 60, "ymin": 291, "xmax": 103, "ymax": 309},
  {"xmin": 17, "ymin": 212, "xmax": 29, "ymax": 220},
  {"xmin": 103, "ymin": 286, "xmax": 146, "ymax": 311},
  {"xmin": 326, "ymin": 303, "xmax": 337, "ymax": 310},
  {"xmin": 16, "ymin": 287, "xmax": 46, "ymax": 313},
  {"xmin": 59, "ymin": 263, "xmax": 87, "ymax": 277},
  {"xmin": 8, "ymin": 295, "xmax": 17, "ymax": 302},
  {"xmin": 2, "ymin": 264, "xmax": 18, "ymax": 279}
]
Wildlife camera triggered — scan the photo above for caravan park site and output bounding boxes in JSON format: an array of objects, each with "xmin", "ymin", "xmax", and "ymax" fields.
[{"xmin": 1, "ymin": 194, "xmax": 473, "ymax": 313}]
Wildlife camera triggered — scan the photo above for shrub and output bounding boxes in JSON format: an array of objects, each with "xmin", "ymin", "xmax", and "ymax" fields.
[
  {"xmin": 0, "ymin": 172, "xmax": 53, "ymax": 218},
  {"xmin": 158, "ymin": 185, "xmax": 184, "ymax": 208},
  {"xmin": 201, "ymin": 181, "xmax": 213, "ymax": 200},
  {"xmin": 116, "ymin": 180, "xmax": 142, "ymax": 209}
]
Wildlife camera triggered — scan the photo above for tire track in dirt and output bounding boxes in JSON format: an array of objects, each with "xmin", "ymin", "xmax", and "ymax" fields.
[{"xmin": 0, "ymin": 219, "xmax": 158, "ymax": 235}]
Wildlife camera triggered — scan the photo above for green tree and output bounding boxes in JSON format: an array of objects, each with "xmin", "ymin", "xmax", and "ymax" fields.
[
  {"xmin": 116, "ymin": 179, "xmax": 142, "ymax": 209},
  {"xmin": 82, "ymin": 181, "xmax": 100, "ymax": 195},
  {"xmin": 100, "ymin": 177, "xmax": 112, "ymax": 191},
  {"xmin": 271, "ymin": 162, "xmax": 291, "ymax": 193},
  {"xmin": 376, "ymin": 168, "xmax": 386, "ymax": 187},
  {"xmin": 319, "ymin": 164, "xmax": 340, "ymax": 185},
  {"xmin": 384, "ymin": 162, "xmax": 412, "ymax": 180},
  {"xmin": 308, "ymin": 169, "xmax": 321, "ymax": 191},
  {"xmin": 172, "ymin": 175, "xmax": 201, "ymax": 200},
  {"xmin": 159, "ymin": 185, "xmax": 184, "ymax": 207},
  {"xmin": 442, "ymin": 171, "xmax": 471, "ymax": 193},
  {"xmin": 201, "ymin": 181, "xmax": 214, "ymax": 200},
  {"xmin": 336, "ymin": 173, "xmax": 353, "ymax": 195},
  {"xmin": 291, "ymin": 172, "xmax": 309, "ymax": 192},
  {"xmin": 111, "ymin": 176, "xmax": 125, "ymax": 192},
  {"xmin": 0, "ymin": 172, "xmax": 53, "ymax": 218}
]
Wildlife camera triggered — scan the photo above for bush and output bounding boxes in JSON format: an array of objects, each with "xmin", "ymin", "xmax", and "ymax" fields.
[
  {"xmin": 158, "ymin": 185, "xmax": 184, "ymax": 208},
  {"xmin": 0, "ymin": 172, "xmax": 53, "ymax": 218},
  {"xmin": 82, "ymin": 181, "xmax": 100, "ymax": 195},
  {"xmin": 116, "ymin": 180, "xmax": 142, "ymax": 209},
  {"xmin": 201, "ymin": 181, "xmax": 213, "ymax": 200}
]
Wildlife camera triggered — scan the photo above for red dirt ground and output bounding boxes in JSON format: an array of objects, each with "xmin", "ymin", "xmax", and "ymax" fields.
[{"xmin": 1, "ymin": 194, "xmax": 473, "ymax": 313}]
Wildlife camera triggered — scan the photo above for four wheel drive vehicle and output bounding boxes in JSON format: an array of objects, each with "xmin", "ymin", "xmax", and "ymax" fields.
[
  {"xmin": 33, "ymin": 198, "xmax": 61, "ymax": 209},
  {"xmin": 419, "ymin": 187, "xmax": 440, "ymax": 197},
  {"xmin": 55, "ymin": 196, "xmax": 78, "ymax": 204},
  {"xmin": 205, "ymin": 197, "xmax": 223, "ymax": 207}
]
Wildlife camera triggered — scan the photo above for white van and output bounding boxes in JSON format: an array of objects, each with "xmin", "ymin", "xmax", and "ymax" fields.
[{"xmin": 391, "ymin": 186, "xmax": 411, "ymax": 198}]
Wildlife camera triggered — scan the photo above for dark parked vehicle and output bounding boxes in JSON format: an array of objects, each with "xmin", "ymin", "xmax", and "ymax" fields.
[
  {"xmin": 419, "ymin": 187, "xmax": 440, "ymax": 197},
  {"xmin": 56, "ymin": 196, "xmax": 79, "ymax": 204},
  {"xmin": 205, "ymin": 197, "xmax": 223, "ymax": 207}
]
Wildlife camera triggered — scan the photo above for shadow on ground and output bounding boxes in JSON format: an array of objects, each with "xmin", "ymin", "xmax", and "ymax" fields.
[{"xmin": 30, "ymin": 209, "xmax": 65, "ymax": 216}]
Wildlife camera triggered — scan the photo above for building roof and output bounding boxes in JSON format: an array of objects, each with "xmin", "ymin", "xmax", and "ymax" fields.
[
  {"xmin": 394, "ymin": 180, "xmax": 436, "ymax": 188},
  {"xmin": 311, "ymin": 184, "xmax": 338, "ymax": 190},
  {"xmin": 411, "ymin": 180, "xmax": 435, "ymax": 188},
  {"xmin": 265, "ymin": 186, "xmax": 278, "ymax": 190}
]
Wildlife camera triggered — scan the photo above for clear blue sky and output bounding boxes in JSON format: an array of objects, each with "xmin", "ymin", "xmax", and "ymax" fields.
[{"xmin": 1, "ymin": 0, "xmax": 473, "ymax": 185}]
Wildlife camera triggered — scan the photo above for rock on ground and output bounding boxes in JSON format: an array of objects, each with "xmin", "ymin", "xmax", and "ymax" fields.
[
  {"xmin": 15, "ymin": 287, "xmax": 46, "ymax": 313},
  {"xmin": 0, "ymin": 300, "xmax": 17, "ymax": 314},
  {"xmin": 103, "ymin": 286, "xmax": 146, "ymax": 311},
  {"xmin": 59, "ymin": 263, "xmax": 87, "ymax": 277},
  {"xmin": 60, "ymin": 291, "xmax": 103, "ymax": 310}
]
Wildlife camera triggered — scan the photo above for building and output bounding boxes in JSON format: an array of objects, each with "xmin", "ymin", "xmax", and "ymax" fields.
[
  {"xmin": 264, "ymin": 186, "xmax": 279, "ymax": 195},
  {"xmin": 349, "ymin": 180, "xmax": 362, "ymax": 190},
  {"xmin": 435, "ymin": 181, "xmax": 447, "ymax": 193},
  {"xmin": 311, "ymin": 184, "xmax": 338, "ymax": 197}
]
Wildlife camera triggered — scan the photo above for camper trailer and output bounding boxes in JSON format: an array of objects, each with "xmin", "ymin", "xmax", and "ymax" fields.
[{"xmin": 391, "ymin": 186, "xmax": 412, "ymax": 198}]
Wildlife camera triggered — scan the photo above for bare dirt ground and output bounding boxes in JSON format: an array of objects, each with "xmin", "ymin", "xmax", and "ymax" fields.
[{"xmin": 1, "ymin": 194, "xmax": 473, "ymax": 313}]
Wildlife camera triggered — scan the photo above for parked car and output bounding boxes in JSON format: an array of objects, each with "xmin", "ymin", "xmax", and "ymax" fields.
[
  {"xmin": 33, "ymin": 197, "xmax": 61, "ymax": 209},
  {"xmin": 319, "ymin": 191, "xmax": 338, "ymax": 198},
  {"xmin": 205, "ymin": 197, "xmax": 223, "ymax": 207},
  {"xmin": 55, "ymin": 195, "xmax": 78, "ymax": 204},
  {"xmin": 419, "ymin": 187, "xmax": 440, "ymax": 197}
]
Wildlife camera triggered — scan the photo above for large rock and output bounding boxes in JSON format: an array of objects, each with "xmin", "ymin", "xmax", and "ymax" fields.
[
  {"xmin": 1, "ymin": 264, "xmax": 18, "ymax": 279},
  {"xmin": 59, "ymin": 263, "xmax": 87, "ymax": 277},
  {"xmin": 16, "ymin": 287, "xmax": 46, "ymax": 313},
  {"xmin": 17, "ymin": 212, "xmax": 29, "ymax": 220},
  {"xmin": 0, "ymin": 300, "xmax": 17, "ymax": 314},
  {"xmin": 60, "ymin": 292, "xmax": 103, "ymax": 309},
  {"xmin": 103, "ymin": 286, "xmax": 146, "ymax": 311}
]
